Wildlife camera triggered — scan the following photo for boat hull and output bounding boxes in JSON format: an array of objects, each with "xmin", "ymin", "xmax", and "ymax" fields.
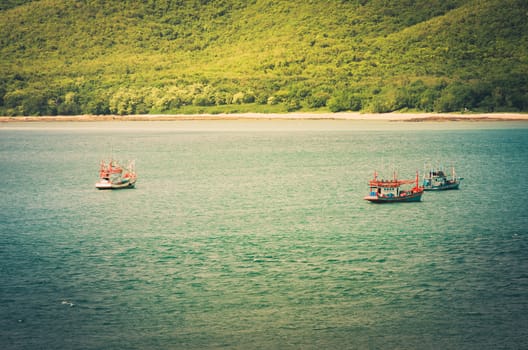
[
  {"xmin": 364, "ymin": 191, "xmax": 423, "ymax": 203},
  {"xmin": 423, "ymin": 182, "xmax": 460, "ymax": 191},
  {"xmin": 95, "ymin": 179, "xmax": 136, "ymax": 190}
]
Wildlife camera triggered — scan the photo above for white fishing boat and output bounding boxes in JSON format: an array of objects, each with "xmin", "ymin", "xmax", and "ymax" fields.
[
  {"xmin": 422, "ymin": 166, "xmax": 462, "ymax": 191},
  {"xmin": 95, "ymin": 159, "xmax": 136, "ymax": 189}
]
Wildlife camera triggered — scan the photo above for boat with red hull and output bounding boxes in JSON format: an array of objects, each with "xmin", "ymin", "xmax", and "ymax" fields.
[{"xmin": 364, "ymin": 171, "xmax": 424, "ymax": 203}]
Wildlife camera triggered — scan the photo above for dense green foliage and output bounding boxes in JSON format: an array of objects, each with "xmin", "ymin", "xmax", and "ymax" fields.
[{"xmin": 1, "ymin": 0, "xmax": 527, "ymax": 116}]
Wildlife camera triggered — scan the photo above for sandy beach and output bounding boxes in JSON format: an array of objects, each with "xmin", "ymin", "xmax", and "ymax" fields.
[{"xmin": 0, "ymin": 112, "xmax": 527, "ymax": 122}]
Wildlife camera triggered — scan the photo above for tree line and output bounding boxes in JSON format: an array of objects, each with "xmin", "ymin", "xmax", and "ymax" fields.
[{"xmin": 1, "ymin": 75, "xmax": 526, "ymax": 116}]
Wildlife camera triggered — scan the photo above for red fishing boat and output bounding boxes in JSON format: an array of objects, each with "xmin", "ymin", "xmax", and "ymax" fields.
[
  {"xmin": 364, "ymin": 171, "xmax": 424, "ymax": 203},
  {"xmin": 95, "ymin": 159, "xmax": 136, "ymax": 190}
]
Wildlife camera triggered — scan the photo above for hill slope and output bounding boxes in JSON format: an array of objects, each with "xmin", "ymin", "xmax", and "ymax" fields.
[{"xmin": 0, "ymin": 0, "xmax": 527, "ymax": 116}]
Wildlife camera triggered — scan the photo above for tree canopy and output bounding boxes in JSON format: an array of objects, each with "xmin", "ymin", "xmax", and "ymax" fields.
[{"xmin": 1, "ymin": 0, "xmax": 527, "ymax": 116}]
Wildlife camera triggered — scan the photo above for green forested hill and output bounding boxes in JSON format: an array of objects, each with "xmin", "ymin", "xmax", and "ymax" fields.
[{"xmin": 1, "ymin": 0, "xmax": 527, "ymax": 116}]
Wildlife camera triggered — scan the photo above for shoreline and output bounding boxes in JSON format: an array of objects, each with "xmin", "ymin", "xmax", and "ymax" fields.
[{"xmin": 1, "ymin": 112, "xmax": 527, "ymax": 122}]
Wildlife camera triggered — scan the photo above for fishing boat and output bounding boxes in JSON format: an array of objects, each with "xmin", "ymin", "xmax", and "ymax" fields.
[
  {"xmin": 364, "ymin": 171, "xmax": 424, "ymax": 203},
  {"xmin": 422, "ymin": 166, "xmax": 463, "ymax": 191},
  {"xmin": 95, "ymin": 159, "xmax": 136, "ymax": 189}
]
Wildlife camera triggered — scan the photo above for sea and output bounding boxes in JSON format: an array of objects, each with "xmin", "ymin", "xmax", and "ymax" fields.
[{"xmin": 1, "ymin": 120, "xmax": 527, "ymax": 350}]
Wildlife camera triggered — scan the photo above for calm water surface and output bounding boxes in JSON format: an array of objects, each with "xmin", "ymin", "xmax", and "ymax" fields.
[{"xmin": 1, "ymin": 120, "xmax": 527, "ymax": 349}]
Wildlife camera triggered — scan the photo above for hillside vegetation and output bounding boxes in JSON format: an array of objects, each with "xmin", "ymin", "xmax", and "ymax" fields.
[{"xmin": 1, "ymin": 0, "xmax": 527, "ymax": 116}]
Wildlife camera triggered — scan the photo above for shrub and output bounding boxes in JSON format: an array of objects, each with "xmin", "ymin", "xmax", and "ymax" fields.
[
  {"xmin": 328, "ymin": 91, "xmax": 362, "ymax": 112},
  {"xmin": 307, "ymin": 91, "xmax": 330, "ymax": 108}
]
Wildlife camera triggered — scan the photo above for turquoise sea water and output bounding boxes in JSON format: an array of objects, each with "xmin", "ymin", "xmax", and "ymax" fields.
[{"xmin": 1, "ymin": 120, "xmax": 527, "ymax": 349}]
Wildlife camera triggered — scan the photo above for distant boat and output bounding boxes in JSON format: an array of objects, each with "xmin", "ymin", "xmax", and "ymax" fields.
[
  {"xmin": 422, "ymin": 166, "xmax": 463, "ymax": 191},
  {"xmin": 95, "ymin": 159, "xmax": 136, "ymax": 190},
  {"xmin": 364, "ymin": 171, "xmax": 424, "ymax": 203}
]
